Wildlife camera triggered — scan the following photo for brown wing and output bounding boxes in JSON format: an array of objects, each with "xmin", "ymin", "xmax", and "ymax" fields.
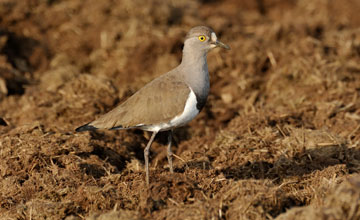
[{"xmin": 89, "ymin": 74, "xmax": 191, "ymax": 129}]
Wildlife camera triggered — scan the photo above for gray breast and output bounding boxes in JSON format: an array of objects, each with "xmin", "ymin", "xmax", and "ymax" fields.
[{"xmin": 194, "ymin": 87, "xmax": 209, "ymax": 111}]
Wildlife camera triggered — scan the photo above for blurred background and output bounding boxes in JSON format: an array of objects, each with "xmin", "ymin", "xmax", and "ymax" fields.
[{"xmin": 1, "ymin": 0, "xmax": 360, "ymax": 219}]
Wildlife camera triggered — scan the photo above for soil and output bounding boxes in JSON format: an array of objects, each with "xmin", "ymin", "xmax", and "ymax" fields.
[{"xmin": 1, "ymin": 0, "xmax": 360, "ymax": 219}]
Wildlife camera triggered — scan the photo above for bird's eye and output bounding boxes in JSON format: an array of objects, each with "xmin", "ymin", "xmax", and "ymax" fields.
[{"xmin": 198, "ymin": 35, "xmax": 206, "ymax": 42}]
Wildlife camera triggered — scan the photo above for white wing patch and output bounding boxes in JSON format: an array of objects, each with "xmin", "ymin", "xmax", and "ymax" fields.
[
  {"xmin": 169, "ymin": 88, "xmax": 199, "ymax": 127},
  {"xmin": 140, "ymin": 88, "xmax": 199, "ymax": 132}
]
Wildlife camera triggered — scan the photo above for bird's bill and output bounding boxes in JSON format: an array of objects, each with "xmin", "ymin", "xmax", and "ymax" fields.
[{"xmin": 214, "ymin": 40, "xmax": 230, "ymax": 50}]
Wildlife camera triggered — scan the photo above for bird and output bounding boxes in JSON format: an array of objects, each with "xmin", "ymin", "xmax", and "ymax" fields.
[{"xmin": 75, "ymin": 26, "xmax": 230, "ymax": 185}]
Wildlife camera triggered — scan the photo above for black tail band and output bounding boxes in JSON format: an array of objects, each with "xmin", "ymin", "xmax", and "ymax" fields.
[{"xmin": 75, "ymin": 123, "xmax": 98, "ymax": 132}]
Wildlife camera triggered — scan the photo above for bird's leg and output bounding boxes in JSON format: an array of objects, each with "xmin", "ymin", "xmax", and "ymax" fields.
[
  {"xmin": 144, "ymin": 131, "xmax": 157, "ymax": 185},
  {"xmin": 167, "ymin": 130, "xmax": 174, "ymax": 173}
]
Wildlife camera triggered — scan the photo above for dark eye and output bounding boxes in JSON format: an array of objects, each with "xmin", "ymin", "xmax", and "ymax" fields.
[{"xmin": 198, "ymin": 35, "xmax": 206, "ymax": 41}]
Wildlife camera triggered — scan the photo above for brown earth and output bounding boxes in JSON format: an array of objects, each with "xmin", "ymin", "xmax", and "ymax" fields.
[{"xmin": 1, "ymin": 0, "xmax": 360, "ymax": 219}]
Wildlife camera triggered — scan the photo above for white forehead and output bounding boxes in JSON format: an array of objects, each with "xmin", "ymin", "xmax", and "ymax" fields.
[{"xmin": 211, "ymin": 32, "xmax": 217, "ymax": 41}]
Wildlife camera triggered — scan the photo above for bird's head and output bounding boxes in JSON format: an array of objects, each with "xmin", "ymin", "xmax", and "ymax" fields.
[{"xmin": 184, "ymin": 26, "xmax": 230, "ymax": 53}]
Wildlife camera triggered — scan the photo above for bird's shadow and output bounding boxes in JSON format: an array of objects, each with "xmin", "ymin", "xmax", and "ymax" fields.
[
  {"xmin": 73, "ymin": 126, "xmax": 360, "ymax": 183},
  {"xmin": 75, "ymin": 127, "xmax": 193, "ymax": 178}
]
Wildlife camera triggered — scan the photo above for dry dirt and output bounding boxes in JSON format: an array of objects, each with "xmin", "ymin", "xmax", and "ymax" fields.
[{"xmin": 1, "ymin": 0, "xmax": 360, "ymax": 219}]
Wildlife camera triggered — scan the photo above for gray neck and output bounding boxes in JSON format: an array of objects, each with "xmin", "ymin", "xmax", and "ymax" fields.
[{"xmin": 179, "ymin": 45, "xmax": 210, "ymax": 110}]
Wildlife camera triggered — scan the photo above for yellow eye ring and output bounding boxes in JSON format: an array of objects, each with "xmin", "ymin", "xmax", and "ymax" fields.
[{"xmin": 198, "ymin": 35, "xmax": 206, "ymax": 41}]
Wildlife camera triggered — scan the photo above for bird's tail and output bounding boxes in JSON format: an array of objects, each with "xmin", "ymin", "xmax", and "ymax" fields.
[{"xmin": 75, "ymin": 123, "xmax": 98, "ymax": 132}]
